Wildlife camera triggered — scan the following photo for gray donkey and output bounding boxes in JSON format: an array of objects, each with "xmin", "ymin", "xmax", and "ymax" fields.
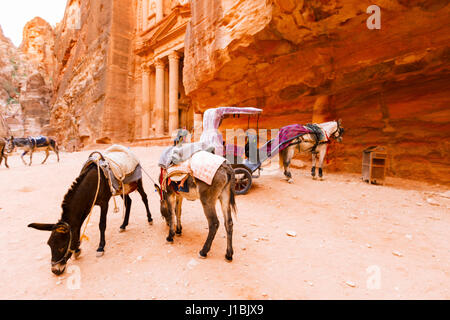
[
  {"xmin": 155, "ymin": 162, "xmax": 237, "ymax": 261},
  {"xmin": 0, "ymin": 138, "xmax": 9, "ymax": 168}
]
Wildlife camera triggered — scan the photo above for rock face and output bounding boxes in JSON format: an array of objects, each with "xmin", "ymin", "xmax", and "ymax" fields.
[
  {"xmin": 51, "ymin": 0, "xmax": 136, "ymax": 150},
  {"xmin": 183, "ymin": 0, "xmax": 450, "ymax": 185},
  {"xmin": 20, "ymin": 17, "xmax": 55, "ymax": 85},
  {"xmin": 0, "ymin": 23, "xmax": 52, "ymax": 137}
]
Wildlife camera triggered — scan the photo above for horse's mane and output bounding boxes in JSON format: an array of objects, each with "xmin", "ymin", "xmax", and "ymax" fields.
[{"xmin": 61, "ymin": 164, "xmax": 95, "ymax": 219}]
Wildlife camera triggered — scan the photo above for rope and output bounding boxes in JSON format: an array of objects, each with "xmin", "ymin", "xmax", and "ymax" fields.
[{"xmin": 79, "ymin": 159, "xmax": 101, "ymax": 243}]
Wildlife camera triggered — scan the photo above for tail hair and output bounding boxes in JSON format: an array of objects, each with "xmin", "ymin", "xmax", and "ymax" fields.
[{"xmin": 227, "ymin": 164, "xmax": 237, "ymax": 218}]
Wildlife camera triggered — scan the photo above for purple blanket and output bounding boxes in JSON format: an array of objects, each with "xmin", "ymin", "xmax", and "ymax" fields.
[{"xmin": 261, "ymin": 124, "xmax": 311, "ymax": 156}]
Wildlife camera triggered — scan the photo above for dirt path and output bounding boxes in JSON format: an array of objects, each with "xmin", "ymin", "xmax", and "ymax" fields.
[{"xmin": 0, "ymin": 146, "xmax": 449, "ymax": 299}]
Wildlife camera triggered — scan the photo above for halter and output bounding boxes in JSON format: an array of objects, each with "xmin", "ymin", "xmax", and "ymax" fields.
[
  {"xmin": 51, "ymin": 221, "xmax": 74, "ymax": 266},
  {"xmin": 330, "ymin": 120, "xmax": 344, "ymax": 139}
]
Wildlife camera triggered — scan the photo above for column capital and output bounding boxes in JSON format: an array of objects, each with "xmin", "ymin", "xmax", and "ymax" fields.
[
  {"xmin": 154, "ymin": 58, "xmax": 165, "ymax": 69},
  {"xmin": 141, "ymin": 62, "xmax": 152, "ymax": 73},
  {"xmin": 168, "ymin": 51, "xmax": 181, "ymax": 62}
]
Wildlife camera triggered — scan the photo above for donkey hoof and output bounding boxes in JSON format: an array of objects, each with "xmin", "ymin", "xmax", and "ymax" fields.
[
  {"xmin": 148, "ymin": 219, "xmax": 153, "ymax": 226},
  {"xmin": 225, "ymin": 254, "xmax": 233, "ymax": 262},
  {"xmin": 119, "ymin": 227, "xmax": 126, "ymax": 233},
  {"xmin": 96, "ymin": 250, "xmax": 104, "ymax": 258},
  {"xmin": 198, "ymin": 251, "xmax": 207, "ymax": 259},
  {"xmin": 287, "ymin": 178, "xmax": 294, "ymax": 184},
  {"xmin": 166, "ymin": 237, "xmax": 174, "ymax": 243},
  {"xmin": 74, "ymin": 249, "xmax": 82, "ymax": 259}
]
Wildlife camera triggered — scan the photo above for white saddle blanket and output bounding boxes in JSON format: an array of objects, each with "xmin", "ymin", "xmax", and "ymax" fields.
[
  {"xmin": 103, "ymin": 145, "xmax": 140, "ymax": 181},
  {"xmin": 167, "ymin": 151, "xmax": 226, "ymax": 185}
]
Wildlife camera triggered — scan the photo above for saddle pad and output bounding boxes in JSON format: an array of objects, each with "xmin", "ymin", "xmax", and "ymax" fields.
[
  {"xmin": 104, "ymin": 145, "xmax": 140, "ymax": 181},
  {"xmin": 165, "ymin": 151, "xmax": 225, "ymax": 186},
  {"xmin": 190, "ymin": 151, "xmax": 226, "ymax": 185}
]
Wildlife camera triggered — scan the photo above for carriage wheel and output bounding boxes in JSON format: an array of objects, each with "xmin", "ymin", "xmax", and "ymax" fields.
[{"xmin": 234, "ymin": 168, "xmax": 252, "ymax": 195}]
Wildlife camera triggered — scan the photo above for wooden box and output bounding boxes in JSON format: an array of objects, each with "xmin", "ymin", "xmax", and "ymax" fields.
[{"xmin": 362, "ymin": 146, "xmax": 387, "ymax": 185}]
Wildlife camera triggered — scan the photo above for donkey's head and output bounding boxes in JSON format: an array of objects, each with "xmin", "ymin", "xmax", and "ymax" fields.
[
  {"xmin": 154, "ymin": 184, "xmax": 172, "ymax": 225},
  {"xmin": 5, "ymin": 136, "xmax": 15, "ymax": 153},
  {"xmin": 28, "ymin": 221, "xmax": 73, "ymax": 275}
]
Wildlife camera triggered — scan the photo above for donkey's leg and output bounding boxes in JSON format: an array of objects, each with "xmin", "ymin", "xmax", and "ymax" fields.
[
  {"xmin": 311, "ymin": 152, "xmax": 317, "ymax": 179},
  {"xmin": 28, "ymin": 150, "xmax": 33, "ymax": 166},
  {"xmin": 51, "ymin": 143, "xmax": 60, "ymax": 162},
  {"xmin": 21, "ymin": 150, "xmax": 29, "ymax": 166},
  {"xmin": 199, "ymin": 201, "xmax": 220, "ymax": 259},
  {"xmin": 136, "ymin": 179, "xmax": 153, "ymax": 225},
  {"xmin": 97, "ymin": 203, "xmax": 109, "ymax": 257},
  {"xmin": 175, "ymin": 195, "xmax": 183, "ymax": 235},
  {"xmin": 317, "ymin": 145, "xmax": 327, "ymax": 180},
  {"xmin": 119, "ymin": 194, "xmax": 132, "ymax": 232},
  {"xmin": 219, "ymin": 191, "xmax": 234, "ymax": 261},
  {"xmin": 42, "ymin": 148, "xmax": 50, "ymax": 164}
]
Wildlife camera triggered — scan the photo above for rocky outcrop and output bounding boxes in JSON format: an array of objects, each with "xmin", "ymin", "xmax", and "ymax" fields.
[
  {"xmin": 0, "ymin": 23, "xmax": 52, "ymax": 137},
  {"xmin": 51, "ymin": 0, "xmax": 136, "ymax": 150},
  {"xmin": 183, "ymin": 0, "xmax": 450, "ymax": 185},
  {"xmin": 20, "ymin": 17, "xmax": 55, "ymax": 85}
]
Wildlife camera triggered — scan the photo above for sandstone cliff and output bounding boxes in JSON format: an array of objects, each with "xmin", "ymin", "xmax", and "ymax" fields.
[
  {"xmin": 183, "ymin": 0, "xmax": 450, "ymax": 185},
  {"xmin": 0, "ymin": 23, "xmax": 52, "ymax": 137},
  {"xmin": 51, "ymin": 0, "xmax": 136, "ymax": 150}
]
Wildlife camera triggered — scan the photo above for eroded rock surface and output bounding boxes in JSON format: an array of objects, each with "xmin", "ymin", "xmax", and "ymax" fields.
[{"xmin": 183, "ymin": 0, "xmax": 450, "ymax": 184}]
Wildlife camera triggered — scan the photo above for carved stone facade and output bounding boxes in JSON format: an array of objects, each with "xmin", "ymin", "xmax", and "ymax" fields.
[{"xmin": 134, "ymin": 0, "xmax": 193, "ymax": 140}]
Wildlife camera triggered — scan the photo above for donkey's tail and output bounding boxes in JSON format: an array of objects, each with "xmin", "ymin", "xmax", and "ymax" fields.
[{"xmin": 224, "ymin": 163, "xmax": 237, "ymax": 218}]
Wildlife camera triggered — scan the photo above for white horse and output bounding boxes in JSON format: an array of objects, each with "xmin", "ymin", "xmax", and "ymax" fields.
[{"xmin": 279, "ymin": 120, "xmax": 344, "ymax": 183}]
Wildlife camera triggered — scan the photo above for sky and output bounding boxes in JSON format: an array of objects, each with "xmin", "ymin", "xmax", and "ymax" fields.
[{"xmin": 0, "ymin": 0, "xmax": 67, "ymax": 46}]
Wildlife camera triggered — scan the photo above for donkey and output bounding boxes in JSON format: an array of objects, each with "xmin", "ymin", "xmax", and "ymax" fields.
[
  {"xmin": 0, "ymin": 138, "xmax": 9, "ymax": 168},
  {"xmin": 155, "ymin": 162, "xmax": 237, "ymax": 261},
  {"xmin": 6, "ymin": 135, "xmax": 60, "ymax": 166},
  {"xmin": 28, "ymin": 162, "xmax": 153, "ymax": 275},
  {"xmin": 279, "ymin": 120, "xmax": 344, "ymax": 182}
]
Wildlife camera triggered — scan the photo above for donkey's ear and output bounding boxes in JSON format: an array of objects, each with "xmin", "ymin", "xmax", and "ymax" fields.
[
  {"xmin": 28, "ymin": 223, "xmax": 55, "ymax": 231},
  {"xmin": 154, "ymin": 184, "xmax": 161, "ymax": 194}
]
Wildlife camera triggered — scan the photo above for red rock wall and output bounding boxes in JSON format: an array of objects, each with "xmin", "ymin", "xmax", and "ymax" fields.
[
  {"xmin": 184, "ymin": 0, "xmax": 450, "ymax": 185},
  {"xmin": 51, "ymin": 0, "xmax": 136, "ymax": 149}
]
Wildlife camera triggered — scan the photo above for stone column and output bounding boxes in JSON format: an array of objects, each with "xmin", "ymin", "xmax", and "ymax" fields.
[
  {"xmin": 168, "ymin": 51, "xmax": 180, "ymax": 135},
  {"xmin": 141, "ymin": 64, "xmax": 151, "ymax": 138},
  {"xmin": 156, "ymin": 0, "xmax": 163, "ymax": 22},
  {"xmin": 154, "ymin": 58, "xmax": 165, "ymax": 136}
]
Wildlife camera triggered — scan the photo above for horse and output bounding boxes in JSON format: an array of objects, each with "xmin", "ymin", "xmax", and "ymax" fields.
[
  {"xmin": 5, "ymin": 135, "xmax": 60, "ymax": 166},
  {"xmin": 28, "ymin": 157, "xmax": 153, "ymax": 275},
  {"xmin": 279, "ymin": 120, "xmax": 344, "ymax": 182},
  {"xmin": 155, "ymin": 161, "xmax": 237, "ymax": 261},
  {"xmin": 0, "ymin": 138, "xmax": 9, "ymax": 168}
]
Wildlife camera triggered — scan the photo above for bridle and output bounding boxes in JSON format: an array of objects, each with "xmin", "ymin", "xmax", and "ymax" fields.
[
  {"xmin": 51, "ymin": 221, "xmax": 74, "ymax": 266},
  {"xmin": 331, "ymin": 120, "xmax": 344, "ymax": 140}
]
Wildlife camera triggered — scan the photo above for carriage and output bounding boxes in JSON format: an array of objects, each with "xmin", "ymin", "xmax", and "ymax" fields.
[{"xmin": 199, "ymin": 107, "xmax": 280, "ymax": 195}]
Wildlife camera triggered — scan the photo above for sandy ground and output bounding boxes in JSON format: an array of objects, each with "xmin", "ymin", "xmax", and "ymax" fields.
[{"xmin": 0, "ymin": 146, "xmax": 449, "ymax": 300}]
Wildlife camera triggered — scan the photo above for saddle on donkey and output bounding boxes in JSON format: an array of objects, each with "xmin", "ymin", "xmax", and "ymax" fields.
[
  {"xmin": 158, "ymin": 142, "xmax": 226, "ymax": 194},
  {"xmin": 81, "ymin": 145, "xmax": 142, "ymax": 196}
]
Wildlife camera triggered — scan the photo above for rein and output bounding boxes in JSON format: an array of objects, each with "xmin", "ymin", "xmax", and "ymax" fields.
[{"xmin": 79, "ymin": 154, "xmax": 103, "ymax": 244}]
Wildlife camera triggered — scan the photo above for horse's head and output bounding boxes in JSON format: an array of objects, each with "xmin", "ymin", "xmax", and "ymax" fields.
[
  {"xmin": 28, "ymin": 221, "xmax": 73, "ymax": 275},
  {"xmin": 332, "ymin": 119, "xmax": 344, "ymax": 142},
  {"xmin": 154, "ymin": 184, "xmax": 171, "ymax": 225},
  {"xmin": 5, "ymin": 136, "xmax": 15, "ymax": 153}
]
